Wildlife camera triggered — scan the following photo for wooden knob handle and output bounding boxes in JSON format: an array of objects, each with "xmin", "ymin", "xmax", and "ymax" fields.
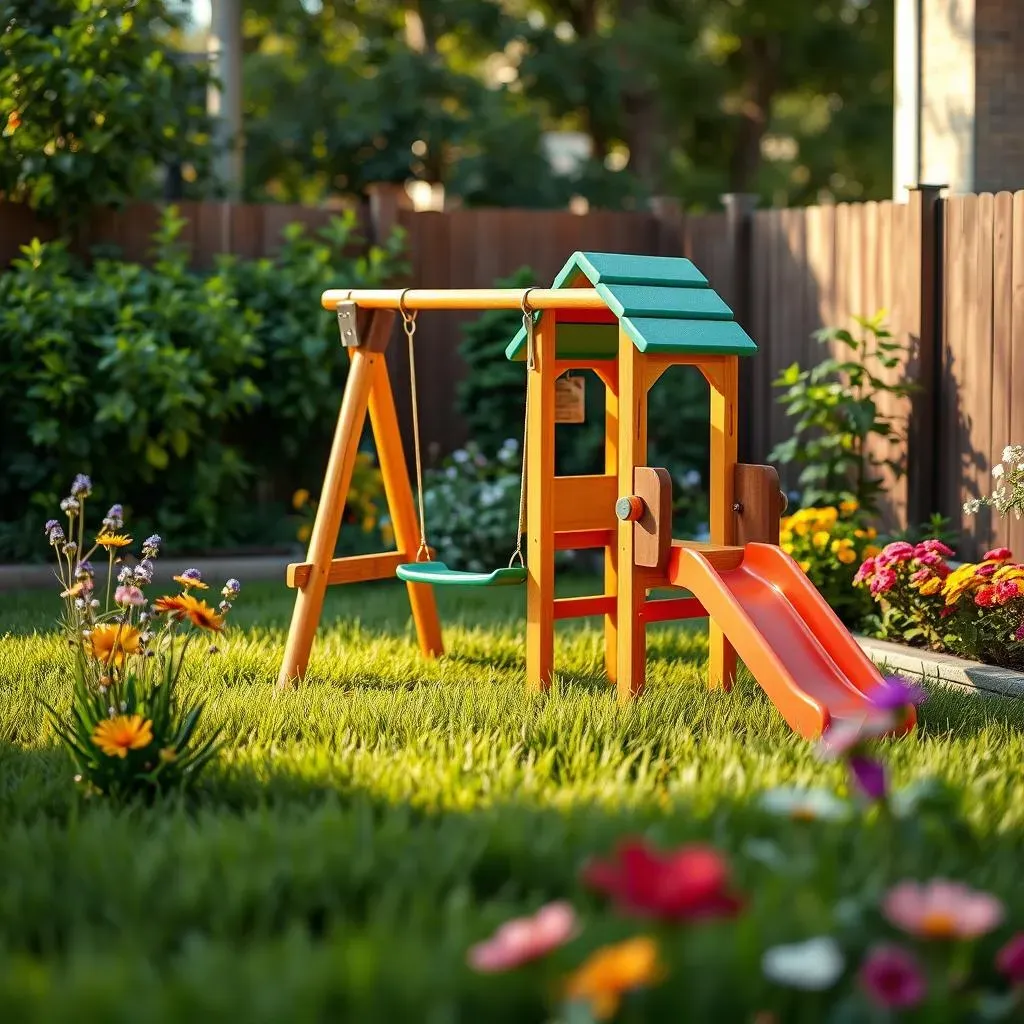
[
  {"xmin": 779, "ymin": 490, "xmax": 789, "ymax": 514},
  {"xmin": 615, "ymin": 495, "xmax": 646, "ymax": 521}
]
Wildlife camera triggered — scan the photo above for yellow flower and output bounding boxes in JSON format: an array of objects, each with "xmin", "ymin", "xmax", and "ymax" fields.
[
  {"xmin": 780, "ymin": 516, "xmax": 794, "ymax": 533},
  {"xmin": 792, "ymin": 521, "xmax": 809, "ymax": 537},
  {"xmin": 563, "ymin": 937, "xmax": 665, "ymax": 1021},
  {"xmin": 994, "ymin": 565, "xmax": 1024, "ymax": 583},
  {"xmin": 292, "ymin": 488, "xmax": 310, "ymax": 511},
  {"xmin": 96, "ymin": 532, "xmax": 132, "ymax": 550},
  {"xmin": 781, "ymin": 542, "xmax": 795, "ymax": 555},
  {"xmin": 381, "ymin": 521, "xmax": 395, "ymax": 547},
  {"xmin": 61, "ymin": 581, "xmax": 85, "ymax": 598},
  {"xmin": 173, "ymin": 572, "xmax": 208, "ymax": 591},
  {"xmin": 798, "ymin": 560, "xmax": 812, "ymax": 573},
  {"xmin": 867, "ymin": 527, "xmax": 878, "ymax": 539},
  {"xmin": 361, "ymin": 514, "xmax": 375, "ymax": 533},
  {"xmin": 840, "ymin": 499, "xmax": 859, "ymax": 516},
  {"xmin": 812, "ymin": 531, "xmax": 830, "ymax": 550},
  {"xmin": 85, "ymin": 623, "xmax": 141, "ymax": 667},
  {"xmin": 92, "ymin": 714, "xmax": 153, "ymax": 758},
  {"xmin": 780, "ymin": 529, "xmax": 794, "ymax": 545},
  {"xmin": 831, "ymin": 538, "xmax": 854, "ymax": 554},
  {"xmin": 837, "ymin": 547, "xmax": 857, "ymax": 564},
  {"xmin": 297, "ymin": 523, "xmax": 312, "ymax": 543},
  {"xmin": 817, "ymin": 507, "xmax": 838, "ymax": 528},
  {"xmin": 919, "ymin": 577, "xmax": 942, "ymax": 596},
  {"xmin": 159, "ymin": 746, "xmax": 177, "ymax": 764},
  {"xmin": 863, "ymin": 545, "xmax": 881, "ymax": 558}
]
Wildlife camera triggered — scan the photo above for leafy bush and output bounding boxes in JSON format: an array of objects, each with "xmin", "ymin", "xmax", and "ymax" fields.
[
  {"xmin": 769, "ymin": 312, "xmax": 915, "ymax": 514},
  {"xmin": 0, "ymin": 0, "xmax": 214, "ymax": 224},
  {"xmin": 38, "ymin": 475, "xmax": 236, "ymax": 800},
  {"xmin": 855, "ymin": 540, "xmax": 1024, "ymax": 669},
  {"xmin": 781, "ymin": 502, "xmax": 880, "ymax": 628},
  {"xmin": 0, "ymin": 207, "xmax": 407, "ymax": 562}
]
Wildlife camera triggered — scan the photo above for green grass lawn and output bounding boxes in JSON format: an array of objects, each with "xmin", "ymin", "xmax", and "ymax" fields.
[{"xmin": 2, "ymin": 577, "xmax": 1023, "ymax": 1022}]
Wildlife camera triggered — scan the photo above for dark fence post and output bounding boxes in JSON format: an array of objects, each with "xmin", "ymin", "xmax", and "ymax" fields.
[
  {"xmin": 650, "ymin": 195, "xmax": 684, "ymax": 256},
  {"xmin": 720, "ymin": 193, "xmax": 758, "ymax": 462},
  {"xmin": 905, "ymin": 183, "xmax": 946, "ymax": 528}
]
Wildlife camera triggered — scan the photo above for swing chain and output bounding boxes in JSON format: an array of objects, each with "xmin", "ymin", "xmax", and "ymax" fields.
[
  {"xmin": 399, "ymin": 290, "xmax": 431, "ymax": 562},
  {"xmin": 509, "ymin": 288, "xmax": 536, "ymax": 570}
]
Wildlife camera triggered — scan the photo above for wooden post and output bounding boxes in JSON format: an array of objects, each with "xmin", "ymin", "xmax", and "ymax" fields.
[
  {"xmin": 603, "ymin": 373, "xmax": 619, "ymax": 683},
  {"xmin": 526, "ymin": 310, "xmax": 557, "ymax": 690},
  {"xmin": 364, "ymin": 356, "xmax": 443, "ymax": 658},
  {"xmin": 616, "ymin": 330, "xmax": 648, "ymax": 701},
  {"xmin": 276, "ymin": 312, "xmax": 393, "ymax": 689},
  {"xmin": 707, "ymin": 356, "xmax": 739, "ymax": 690}
]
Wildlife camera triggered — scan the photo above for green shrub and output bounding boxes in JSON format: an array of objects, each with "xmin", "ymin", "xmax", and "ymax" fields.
[
  {"xmin": 0, "ymin": 0, "xmax": 214, "ymax": 225},
  {"xmin": 0, "ymin": 207, "xmax": 407, "ymax": 561}
]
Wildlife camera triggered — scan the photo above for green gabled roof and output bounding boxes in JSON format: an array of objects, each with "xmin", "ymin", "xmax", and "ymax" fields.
[{"xmin": 505, "ymin": 251, "xmax": 757, "ymax": 360}]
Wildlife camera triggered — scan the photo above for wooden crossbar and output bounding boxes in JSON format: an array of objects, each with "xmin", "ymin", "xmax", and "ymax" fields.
[
  {"xmin": 554, "ymin": 528, "xmax": 615, "ymax": 550},
  {"xmin": 641, "ymin": 596, "xmax": 704, "ymax": 623},
  {"xmin": 321, "ymin": 287, "xmax": 607, "ymax": 312},
  {"xmin": 552, "ymin": 474, "xmax": 618, "ymax": 532},
  {"xmin": 554, "ymin": 595, "xmax": 617, "ymax": 620},
  {"xmin": 287, "ymin": 549, "xmax": 435, "ymax": 589}
]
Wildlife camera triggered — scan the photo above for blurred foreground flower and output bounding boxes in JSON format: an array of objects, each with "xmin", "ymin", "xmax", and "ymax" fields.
[
  {"xmin": 859, "ymin": 944, "xmax": 927, "ymax": 1009},
  {"xmin": 758, "ymin": 787, "xmax": 851, "ymax": 822},
  {"xmin": 761, "ymin": 936, "xmax": 845, "ymax": 991},
  {"xmin": 562, "ymin": 937, "xmax": 665, "ymax": 1021},
  {"xmin": 467, "ymin": 901, "xmax": 578, "ymax": 973},
  {"xmin": 584, "ymin": 839, "xmax": 742, "ymax": 921},
  {"xmin": 884, "ymin": 880, "xmax": 1004, "ymax": 940},
  {"xmin": 997, "ymin": 933, "xmax": 1024, "ymax": 983}
]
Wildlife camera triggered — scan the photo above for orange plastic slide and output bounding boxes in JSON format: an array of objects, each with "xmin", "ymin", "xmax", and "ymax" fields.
[{"xmin": 670, "ymin": 542, "xmax": 917, "ymax": 740}]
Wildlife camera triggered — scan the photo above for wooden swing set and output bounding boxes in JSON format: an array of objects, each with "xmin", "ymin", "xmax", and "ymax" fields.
[{"xmin": 277, "ymin": 252, "xmax": 911, "ymax": 742}]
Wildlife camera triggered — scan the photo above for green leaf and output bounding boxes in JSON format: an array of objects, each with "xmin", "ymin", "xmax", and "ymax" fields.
[{"xmin": 145, "ymin": 441, "xmax": 169, "ymax": 469}]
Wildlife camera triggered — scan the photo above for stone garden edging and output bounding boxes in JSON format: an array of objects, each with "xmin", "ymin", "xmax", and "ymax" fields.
[{"xmin": 855, "ymin": 635, "xmax": 1024, "ymax": 700}]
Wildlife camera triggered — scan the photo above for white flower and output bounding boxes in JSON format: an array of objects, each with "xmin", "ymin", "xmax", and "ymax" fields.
[
  {"xmin": 762, "ymin": 937, "xmax": 845, "ymax": 991},
  {"xmin": 993, "ymin": 463, "xmax": 1004, "ymax": 479},
  {"xmin": 452, "ymin": 449, "xmax": 470, "ymax": 464},
  {"xmin": 758, "ymin": 787, "xmax": 851, "ymax": 822}
]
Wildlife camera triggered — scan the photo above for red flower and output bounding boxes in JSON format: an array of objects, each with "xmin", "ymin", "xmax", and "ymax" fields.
[
  {"xmin": 583, "ymin": 840, "xmax": 742, "ymax": 922},
  {"xmin": 975, "ymin": 585, "xmax": 998, "ymax": 608}
]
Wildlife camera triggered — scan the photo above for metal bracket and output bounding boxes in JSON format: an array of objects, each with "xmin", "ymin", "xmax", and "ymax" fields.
[{"xmin": 337, "ymin": 301, "xmax": 360, "ymax": 347}]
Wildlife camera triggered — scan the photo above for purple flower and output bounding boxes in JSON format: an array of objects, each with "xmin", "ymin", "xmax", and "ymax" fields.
[
  {"xmin": 44, "ymin": 519, "xmax": 59, "ymax": 534},
  {"xmin": 59, "ymin": 497, "xmax": 80, "ymax": 514},
  {"xmin": 866, "ymin": 675, "xmax": 928, "ymax": 711},
  {"xmin": 142, "ymin": 534, "xmax": 162, "ymax": 558},
  {"xmin": 102, "ymin": 504, "xmax": 124, "ymax": 530},
  {"xmin": 180, "ymin": 567, "xmax": 201, "ymax": 582},
  {"xmin": 849, "ymin": 755, "xmax": 887, "ymax": 801},
  {"xmin": 859, "ymin": 945, "xmax": 926, "ymax": 1009},
  {"xmin": 47, "ymin": 524, "xmax": 65, "ymax": 546},
  {"xmin": 70, "ymin": 474, "xmax": 92, "ymax": 498},
  {"xmin": 222, "ymin": 578, "xmax": 241, "ymax": 598},
  {"xmin": 75, "ymin": 560, "xmax": 94, "ymax": 579}
]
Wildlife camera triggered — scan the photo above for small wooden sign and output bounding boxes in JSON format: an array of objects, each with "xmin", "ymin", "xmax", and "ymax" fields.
[{"xmin": 555, "ymin": 375, "xmax": 586, "ymax": 424}]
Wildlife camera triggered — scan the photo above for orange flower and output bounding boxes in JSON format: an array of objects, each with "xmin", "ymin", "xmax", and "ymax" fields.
[
  {"xmin": 96, "ymin": 531, "xmax": 132, "ymax": 550},
  {"xmin": 181, "ymin": 596, "xmax": 224, "ymax": 632},
  {"xmin": 563, "ymin": 937, "xmax": 665, "ymax": 1020},
  {"xmin": 84, "ymin": 623, "xmax": 141, "ymax": 667},
  {"xmin": 92, "ymin": 714, "xmax": 153, "ymax": 758},
  {"xmin": 153, "ymin": 594, "xmax": 190, "ymax": 619},
  {"xmin": 3, "ymin": 111, "xmax": 20, "ymax": 137}
]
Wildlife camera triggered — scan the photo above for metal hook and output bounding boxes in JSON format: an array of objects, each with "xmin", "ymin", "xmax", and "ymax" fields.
[
  {"xmin": 398, "ymin": 288, "xmax": 418, "ymax": 329},
  {"xmin": 521, "ymin": 287, "xmax": 537, "ymax": 371}
]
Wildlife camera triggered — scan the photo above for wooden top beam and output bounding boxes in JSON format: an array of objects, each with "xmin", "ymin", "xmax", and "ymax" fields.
[{"xmin": 321, "ymin": 287, "xmax": 608, "ymax": 312}]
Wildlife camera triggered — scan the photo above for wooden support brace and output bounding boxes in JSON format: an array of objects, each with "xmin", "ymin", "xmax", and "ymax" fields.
[
  {"xmin": 554, "ymin": 595, "xmax": 617, "ymax": 620},
  {"xmin": 287, "ymin": 549, "xmax": 436, "ymax": 588}
]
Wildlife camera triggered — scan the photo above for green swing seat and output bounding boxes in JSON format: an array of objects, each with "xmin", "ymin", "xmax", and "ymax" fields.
[{"xmin": 395, "ymin": 561, "xmax": 527, "ymax": 587}]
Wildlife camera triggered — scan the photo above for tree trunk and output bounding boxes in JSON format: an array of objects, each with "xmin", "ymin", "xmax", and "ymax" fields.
[{"xmin": 727, "ymin": 34, "xmax": 780, "ymax": 194}]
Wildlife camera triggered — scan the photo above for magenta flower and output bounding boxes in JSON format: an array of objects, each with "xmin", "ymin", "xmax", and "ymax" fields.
[
  {"xmin": 866, "ymin": 675, "xmax": 928, "ymax": 711},
  {"xmin": 883, "ymin": 880, "xmax": 1004, "ymax": 940},
  {"xmin": 880, "ymin": 541, "xmax": 915, "ymax": 564},
  {"xmin": 467, "ymin": 901, "xmax": 578, "ymax": 972},
  {"xmin": 996, "ymin": 932, "xmax": 1024, "ymax": 983},
  {"xmin": 977, "ymin": 563, "xmax": 999, "ymax": 578},
  {"xmin": 859, "ymin": 944, "xmax": 927, "ymax": 1009},
  {"xmin": 869, "ymin": 568, "xmax": 897, "ymax": 596},
  {"xmin": 916, "ymin": 551, "xmax": 945, "ymax": 568},
  {"xmin": 114, "ymin": 585, "xmax": 146, "ymax": 607},
  {"xmin": 849, "ymin": 755, "xmax": 887, "ymax": 801},
  {"xmin": 853, "ymin": 558, "xmax": 877, "ymax": 585},
  {"xmin": 1015, "ymin": 620, "xmax": 1024, "ymax": 641},
  {"xmin": 916, "ymin": 539, "xmax": 955, "ymax": 559},
  {"xmin": 983, "ymin": 547, "xmax": 1013, "ymax": 562},
  {"xmin": 910, "ymin": 567, "xmax": 931, "ymax": 584}
]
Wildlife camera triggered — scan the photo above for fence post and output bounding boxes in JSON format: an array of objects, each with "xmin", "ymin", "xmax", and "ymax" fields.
[
  {"xmin": 720, "ymin": 193, "xmax": 758, "ymax": 462},
  {"xmin": 905, "ymin": 183, "xmax": 945, "ymax": 528},
  {"xmin": 650, "ymin": 195, "xmax": 684, "ymax": 256},
  {"xmin": 366, "ymin": 182, "xmax": 413, "ymax": 247}
]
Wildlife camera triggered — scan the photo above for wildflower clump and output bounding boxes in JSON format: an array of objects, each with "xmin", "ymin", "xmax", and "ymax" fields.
[
  {"xmin": 781, "ymin": 501, "xmax": 879, "ymax": 626},
  {"xmin": 39, "ymin": 475, "xmax": 240, "ymax": 800},
  {"xmin": 964, "ymin": 444, "xmax": 1024, "ymax": 521}
]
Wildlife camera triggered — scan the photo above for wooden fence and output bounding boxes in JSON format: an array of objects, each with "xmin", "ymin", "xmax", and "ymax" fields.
[{"xmin": 3, "ymin": 190, "xmax": 1022, "ymax": 559}]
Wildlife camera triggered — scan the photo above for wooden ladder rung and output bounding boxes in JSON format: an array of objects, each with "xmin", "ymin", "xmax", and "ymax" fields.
[
  {"xmin": 287, "ymin": 549, "xmax": 434, "ymax": 589},
  {"xmin": 553, "ymin": 594, "xmax": 616, "ymax": 620}
]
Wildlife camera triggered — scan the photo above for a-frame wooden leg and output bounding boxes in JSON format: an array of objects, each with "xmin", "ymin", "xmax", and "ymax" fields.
[
  {"xmin": 365, "ymin": 355, "xmax": 443, "ymax": 658},
  {"xmin": 616, "ymin": 331, "xmax": 648, "ymax": 702},
  {"xmin": 276, "ymin": 312, "xmax": 392, "ymax": 689},
  {"xmin": 707, "ymin": 355, "xmax": 739, "ymax": 690},
  {"xmin": 603, "ymin": 371, "xmax": 619, "ymax": 684}
]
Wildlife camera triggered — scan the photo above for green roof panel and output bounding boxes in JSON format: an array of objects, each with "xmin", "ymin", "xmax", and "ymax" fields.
[
  {"xmin": 504, "ymin": 251, "xmax": 757, "ymax": 360},
  {"xmin": 596, "ymin": 283, "xmax": 733, "ymax": 320},
  {"xmin": 620, "ymin": 316, "xmax": 757, "ymax": 356}
]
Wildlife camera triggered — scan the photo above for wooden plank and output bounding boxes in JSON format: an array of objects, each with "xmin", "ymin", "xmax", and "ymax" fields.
[
  {"xmin": 708, "ymin": 355, "xmax": 739, "ymax": 690},
  {"xmin": 734, "ymin": 464, "xmax": 784, "ymax": 545},
  {"xmin": 669, "ymin": 540, "xmax": 746, "ymax": 574},
  {"xmin": 939, "ymin": 198, "xmax": 965, "ymax": 541},
  {"xmin": 967, "ymin": 195, "xmax": 992, "ymax": 556},
  {"xmin": 554, "ymin": 595, "xmax": 617, "ymax": 620},
  {"xmin": 552, "ymin": 475, "xmax": 618, "ymax": 531},
  {"xmin": 526, "ymin": 309, "xmax": 558, "ymax": 691},
  {"xmin": 1010, "ymin": 192, "xmax": 1024, "ymax": 558},
  {"xmin": 616, "ymin": 328, "xmax": 648, "ymax": 701},
  {"xmin": 632, "ymin": 466, "xmax": 672, "ymax": 569},
  {"xmin": 992, "ymin": 192, "xmax": 1014, "ymax": 553},
  {"xmin": 555, "ymin": 529, "xmax": 615, "ymax": 550},
  {"xmin": 287, "ymin": 550, "xmax": 427, "ymax": 588},
  {"xmin": 641, "ymin": 597, "xmax": 705, "ymax": 623},
  {"xmin": 603, "ymin": 373, "xmax": 619, "ymax": 684}
]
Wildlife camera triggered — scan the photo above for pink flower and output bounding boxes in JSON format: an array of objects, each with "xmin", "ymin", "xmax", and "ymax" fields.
[
  {"xmin": 853, "ymin": 558, "xmax": 876, "ymax": 585},
  {"xmin": 996, "ymin": 580, "xmax": 1020, "ymax": 604},
  {"xmin": 984, "ymin": 547, "xmax": 1013, "ymax": 562},
  {"xmin": 114, "ymin": 585, "xmax": 146, "ymax": 607},
  {"xmin": 859, "ymin": 945, "xmax": 927, "ymax": 1009},
  {"xmin": 977, "ymin": 562, "xmax": 999, "ymax": 578},
  {"xmin": 817, "ymin": 715, "xmax": 893, "ymax": 759},
  {"xmin": 881, "ymin": 542, "xmax": 915, "ymax": 564},
  {"xmin": 883, "ymin": 880, "xmax": 1004, "ymax": 940},
  {"xmin": 869, "ymin": 568, "xmax": 897, "ymax": 596},
  {"xmin": 1015, "ymin": 620, "xmax": 1024, "ymax": 641},
  {"xmin": 467, "ymin": 901, "xmax": 578, "ymax": 972},
  {"xmin": 909, "ymin": 568, "xmax": 932, "ymax": 585},
  {"xmin": 916, "ymin": 551, "xmax": 945, "ymax": 568},
  {"xmin": 918, "ymin": 539, "xmax": 955, "ymax": 558},
  {"xmin": 996, "ymin": 932, "xmax": 1024, "ymax": 983}
]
